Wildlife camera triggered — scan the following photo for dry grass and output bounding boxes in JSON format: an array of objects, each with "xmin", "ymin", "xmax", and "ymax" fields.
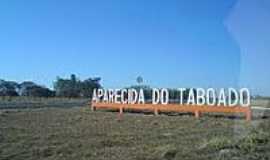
[{"xmin": 0, "ymin": 100, "xmax": 270, "ymax": 160}]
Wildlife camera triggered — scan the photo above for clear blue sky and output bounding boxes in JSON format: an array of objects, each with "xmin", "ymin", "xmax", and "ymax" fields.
[{"xmin": 0, "ymin": 0, "xmax": 269, "ymax": 95}]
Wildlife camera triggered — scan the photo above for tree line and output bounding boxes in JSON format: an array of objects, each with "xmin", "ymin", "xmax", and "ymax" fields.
[
  {"xmin": 0, "ymin": 74, "xmax": 101, "ymax": 98},
  {"xmin": 0, "ymin": 73, "xmax": 246, "ymax": 105},
  {"xmin": 0, "ymin": 74, "xmax": 197, "ymax": 101}
]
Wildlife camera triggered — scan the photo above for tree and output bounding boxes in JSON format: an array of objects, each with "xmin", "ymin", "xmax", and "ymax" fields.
[
  {"xmin": 79, "ymin": 78, "xmax": 102, "ymax": 97},
  {"xmin": 0, "ymin": 80, "xmax": 19, "ymax": 96},
  {"xmin": 136, "ymin": 76, "xmax": 143, "ymax": 84},
  {"xmin": 19, "ymin": 81, "xmax": 55, "ymax": 97},
  {"xmin": 54, "ymin": 77, "xmax": 77, "ymax": 97},
  {"xmin": 18, "ymin": 81, "xmax": 37, "ymax": 96},
  {"xmin": 21, "ymin": 86, "xmax": 55, "ymax": 97},
  {"xmin": 54, "ymin": 74, "xmax": 102, "ymax": 98}
]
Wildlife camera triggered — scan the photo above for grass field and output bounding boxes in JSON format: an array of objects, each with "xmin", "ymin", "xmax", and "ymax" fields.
[{"xmin": 1, "ymin": 98, "xmax": 270, "ymax": 160}]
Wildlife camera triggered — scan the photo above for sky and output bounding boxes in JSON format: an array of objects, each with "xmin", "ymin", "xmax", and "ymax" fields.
[{"xmin": 0, "ymin": 0, "xmax": 269, "ymax": 95}]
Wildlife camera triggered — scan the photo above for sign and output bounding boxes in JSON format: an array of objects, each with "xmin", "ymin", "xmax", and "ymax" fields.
[{"xmin": 91, "ymin": 88, "xmax": 252, "ymax": 121}]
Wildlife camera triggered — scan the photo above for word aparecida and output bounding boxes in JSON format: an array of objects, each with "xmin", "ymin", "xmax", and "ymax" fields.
[{"xmin": 92, "ymin": 88, "xmax": 250, "ymax": 107}]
